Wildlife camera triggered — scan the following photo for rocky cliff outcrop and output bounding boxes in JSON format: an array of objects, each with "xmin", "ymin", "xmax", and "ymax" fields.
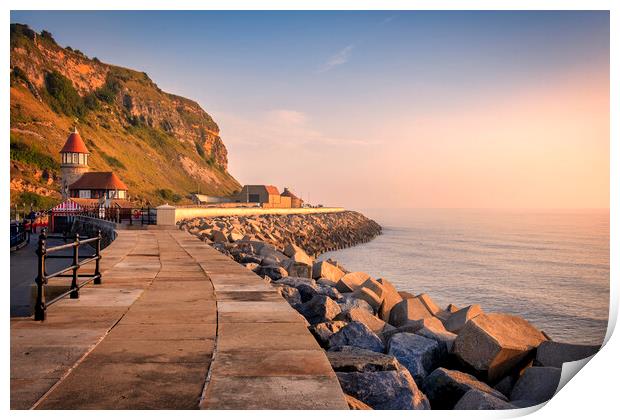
[{"xmin": 10, "ymin": 23, "xmax": 240, "ymax": 207}]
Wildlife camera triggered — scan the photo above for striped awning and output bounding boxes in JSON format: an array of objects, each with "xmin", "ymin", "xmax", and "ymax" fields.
[{"xmin": 50, "ymin": 199, "xmax": 84, "ymax": 214}]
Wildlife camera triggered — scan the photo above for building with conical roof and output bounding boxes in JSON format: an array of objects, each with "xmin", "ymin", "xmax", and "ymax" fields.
[
  {"xmin": 60, "ymin": 128, "xmax": 90, "ymax": 199},
  {"xmin": 59, "ymin": 128, "xmax": 128, "ymax": 201}
]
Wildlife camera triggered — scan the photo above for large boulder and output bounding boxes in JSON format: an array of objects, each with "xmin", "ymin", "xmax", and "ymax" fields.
[
  {"xmin": 452, "ymin": 313, "xmax": 547, "ymax": 382},
  {"xmin": 376, "ymin": 278, "xmax": 403, "ymax": 321},
  {"xmin": 297, "ymin": 295, "xmax": 341, "ymax": 325},
  {"xmin": 255, "ymin": 265, "xmax": 288, "ymax": 281},
  {"xmin": 327, "ymin": 347, "xmax": 400, "ymax": 372},
  {"xmin": 335, "ymin": 307, "xmax": 395, "ymax": 336},
  {"xmin": 336, "ymin": 272, "xmax": 372, "ymax": 293},
  {"xmin": 352, "ymin": 281, "xmax": 384, "ymax": 311},
  {"xmin": 211, "ymin": 229, "xmax": 228, "ymax": 243},
  {"xmin": 416, "ymin": 293, "xmax": 442, "ymax": 316},
  {"xmin": 534, "ymin": 341, "xmax": 600, "ymax": 368},
  {"xmin": 274, "ymin": 284, "xmax": 302, "ymax": 306},
  {"xmin": 283, "ymin": 242, "xmax": 313, "ymax": 266},
  {"xmin": 328, "ymin": 321, "xmax": 385, "ymax": 353},
  {"xmin": 443, "ymin": 304, "xmax": 483, "ymax": 334},
  {"xmin": 345, "ymin": 394, "xmax": 372, "ymax": 410},
  {"xmin": 338, "ymin": 295, "xmax": 375, "ymax": 315},
  {"xmin": 421, "ymin": 367, "xmax": 508, "ymax": 409},
  {"xmin": 227, "ymin": 230, "xmax": 244, "ymax": 242},
  {"xmin": 336, "ymin": 368, "xmax": 430, "ymax": 409},
  {"xmin": 454, "ymin": 389, "xmax": 516, "ymax": 410},
  {"xmin": 388, "ymin": 333, "xmax": 443, "ymax": 383},
  {"xmin": 416, "ymin": 325, "xmax": 458, "ymax": 356},
  {"xmin": 389, "ymin": 298, "xmax": 434, "ymax": 327},
  {"xmin": 312, "ymin": 261, "xmax": 345, "ymax": 285},
  {"xmin": 309, "ymin": 321, "xmax": 347, "ymax": 347},
  {"xmin": 510, "ymin": 366, "xmax": 561, "ymax": 406},
  {"xmin": 282, "ymin": 259, "xmax": 312, "ymax": 278}
]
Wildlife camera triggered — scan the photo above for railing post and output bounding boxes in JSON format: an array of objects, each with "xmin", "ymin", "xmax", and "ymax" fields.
[
  {"xmin": 34, "ymin": 229, "xmax": 47, "ymax": 321},
  {"xmin": 94, "ymin": 229, "xmax": 102, "ymax": 285},
  {"xmin": 70, "ymin": 233, "xmax": 80, "ymax": 299}
]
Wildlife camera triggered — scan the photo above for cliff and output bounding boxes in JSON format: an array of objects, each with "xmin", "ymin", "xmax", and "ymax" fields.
[{"xmin": 10, "ymin": 23, "xmax": 241, "ymax": 208}]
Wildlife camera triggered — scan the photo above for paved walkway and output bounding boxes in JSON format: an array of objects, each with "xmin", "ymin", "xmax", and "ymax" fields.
[{"xmin": 10, "ymin": 229, "xmax": 348, "ymax": 410}]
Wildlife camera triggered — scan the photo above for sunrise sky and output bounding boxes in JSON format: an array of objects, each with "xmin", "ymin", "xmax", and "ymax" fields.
[{"xmin": 11, "ymin": 10, "xmax": 610, "ymax": 209}]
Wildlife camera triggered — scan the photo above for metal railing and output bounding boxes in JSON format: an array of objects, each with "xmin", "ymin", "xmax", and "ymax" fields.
[
  {"xmin": 78, "ymin": 206, "xmax": 156, "ymax": 226},
  {"xmin": 34, "ymin": 228, "xmax": 103, "ymax": 321}
]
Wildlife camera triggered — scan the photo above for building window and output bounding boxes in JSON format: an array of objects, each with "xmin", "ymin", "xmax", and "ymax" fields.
[
  {"xmin": 84, "ymin": 155, "xmax": 88, "ymax": 165},
  {"xmin": 118, "ymin": 190, "xmax": 126, "ymax": 199},
  {"xmin": 79, "ymin": 190, "xmax": 91, "ymax": 199},
  {"xmin": 72, "ymin": 153, "xmax": 78, "ymax": 163}
]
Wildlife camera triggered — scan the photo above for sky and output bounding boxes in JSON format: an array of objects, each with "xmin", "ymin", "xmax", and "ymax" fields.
[{"xmin": 10, "ymin": 11, "xmax": 610, "ymax": 209}]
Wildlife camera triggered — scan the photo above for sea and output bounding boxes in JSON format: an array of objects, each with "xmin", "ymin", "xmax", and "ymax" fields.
[{"xmin": 320, "ymin": 209, "xmax": 610, "ymax": 345}]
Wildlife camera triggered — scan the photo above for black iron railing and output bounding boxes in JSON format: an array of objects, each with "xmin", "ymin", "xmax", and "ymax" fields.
[
  {"xmin": 78, "ymin": 207, "xmax": 156, "ymax": 226},
  {"xmin": 34, "ymin": 229, "xmax": 103, "ymax": 321}
]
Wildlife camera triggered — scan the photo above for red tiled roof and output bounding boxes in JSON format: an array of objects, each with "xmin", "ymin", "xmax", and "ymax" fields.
[
  {"xmin": 265, "ymin": 185, "xmax": 280, "ymax": 195},
  {"xmin": 69, "ymin": 172, "xmax": 128, "ymax": 191},
  {"xmin": 60, "ymin": 130, "xmax": 90, "ymax": 154}
]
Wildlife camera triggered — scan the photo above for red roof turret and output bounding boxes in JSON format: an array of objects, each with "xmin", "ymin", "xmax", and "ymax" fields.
[{"xmin": 60, "ymin": 128, "xmax": 90, "ymax": 154}]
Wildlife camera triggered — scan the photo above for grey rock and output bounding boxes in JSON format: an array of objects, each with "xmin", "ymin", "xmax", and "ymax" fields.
[
  {"xmin": 328, "ymin": 321, "xmax": 385, "ymax": 353},
  {"xmin": 416, "ymin": 325, "xmax": 457, "ymax": 356},
  {"xmin": 452, "ymin": 313, "xmax": 547, "ymax": 382},
  {"xmin": 274, "ymin": 284, "xmax": 302, "ymax": 306},
  {"xmin": 345, "ymin": 394, "xmax": 373, "ymax": 410},
  {"xmin": 454, "ymin": 389, "xmax": 516, "ymax": 410},
  {"xmin": 421, "ymin": 367, "xmax": 508, "ymax": 409},
  {"xmin": 309, "ymin": 321, "xmax": 347, "ymax": 347},
  {"xmin": 327, "ymin": 347, "xmax": 399, "ymax": 372},
  {"xmin": 338, "ymin": 295, "xmax": 375, "ymax": 314},
  {"xmin": 535, "ymin": 341, "xmax": 599, "ymax": 368},
  {"xmin": 255, "ymin": 265, "xmax": 288, "ymax": 281},
  {"xmin": 336, "ymin": 368, "xmax": 430, "ymax": 410},
  {"xmin": 376, "ymin": 278, "xmax": 403, "ymax": 321},
  {"xmin": 388, "ymin": 333, "xmax": 443, "ymax": 383},
  {"xmin": 298, "ymin": 294, "xmax": 341, "ymax": 325},
  {"xmin": 510, "ymin": 366, "xmax": 561, "ymax": 405},
  {"xmin": 389, "ymin": 298, "xmax": 434, "ymax": 327},
  {"xmin": 312, "ymin": 260, "xmax": 345, "ymax": 285},
  {"xmin": 335, "ymin": 307, "xmax": 395, "ymax": 336},
  {"xmin": 494, "ymin": 375, "xmax": 517, "ymax": 397},
  {"xmin": 443, "ymin": 304, "xmax": 483, "ymax": 334}
]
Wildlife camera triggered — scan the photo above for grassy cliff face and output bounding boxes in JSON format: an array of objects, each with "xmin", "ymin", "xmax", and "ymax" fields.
[{"xmin": 10, "ymin": 23, "xmax": 241, "ymax": 209}]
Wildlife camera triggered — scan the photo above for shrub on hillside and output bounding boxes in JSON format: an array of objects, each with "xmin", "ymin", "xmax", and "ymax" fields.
[
  {"xmin": 10, "ymin": 136, "xmax": 58, "ymax": 171},
  {"xmin": 155, "ymin": 188, "xmax": 182, "ymax": 203},
  {"xmin": 44, "ymin": 71, "xmax": 86, "ymax": 117}
]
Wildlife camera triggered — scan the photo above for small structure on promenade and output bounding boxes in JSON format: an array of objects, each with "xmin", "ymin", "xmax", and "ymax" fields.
[
  {"xmin": 60, "ymin": 128, "xmax": 129, "ymax": 201},
  {"xmin": 232, "ymin": 185, "xmax": 292, "ymax": 208},
  {"xmin": 280, "ymin": 187, "xmax": 304, "ymax": 208},
  {"xmin": 190, "ymin": 193, "xmax": 231, "ymax": 205}
]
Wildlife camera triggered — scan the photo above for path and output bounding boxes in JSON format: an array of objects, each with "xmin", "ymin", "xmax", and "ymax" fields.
[{"xmin": 10, "ymin": 229, "xmax": 348, "ymax": 410}]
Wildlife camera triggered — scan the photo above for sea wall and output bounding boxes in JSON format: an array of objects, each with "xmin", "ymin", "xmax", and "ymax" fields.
[
  {"xmin": 171, "ymin": 206, "xmax": 347, "ymax": 224},
  {"xmin": 180, "ymin": 210, "xmax": 599, "ymax": 411},
  {"xmin": 71, "ymin": 216, "xmax": 117, "ymax": 249},
  {"xmin": 178, "ymin": 210, "xmax": 381, "ymax": 256}
]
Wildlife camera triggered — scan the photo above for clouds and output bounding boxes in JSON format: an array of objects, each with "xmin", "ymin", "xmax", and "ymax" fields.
[{"xmin": 318, "ymin": 44, "xmax": 354, "ymax": 73}]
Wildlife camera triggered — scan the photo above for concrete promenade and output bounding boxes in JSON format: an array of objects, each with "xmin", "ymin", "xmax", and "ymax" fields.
[{"xmin": 10, "ymin": 229, "xmax": 348, "ymax": 410}]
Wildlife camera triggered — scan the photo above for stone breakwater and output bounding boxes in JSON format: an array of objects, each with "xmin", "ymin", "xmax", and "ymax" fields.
[{"xmin": 180, "ymin": 211, "xmax": 600, "ymax": 410}]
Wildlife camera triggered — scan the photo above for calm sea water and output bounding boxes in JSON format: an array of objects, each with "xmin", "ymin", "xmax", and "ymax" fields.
[{"xmin": 320, "ymin": 209, "xmax": 609, "ymax": 345}]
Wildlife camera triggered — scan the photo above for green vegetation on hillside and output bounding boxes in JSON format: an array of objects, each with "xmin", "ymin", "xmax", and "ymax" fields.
[
  {"xmin": 11, "ymin": 191, "xmax": 59, "ymax": 210},
  {"xmin": 43, "ymin": 71, "xmax": 89, "ymax": 117},
  {"xmin": 10, "ymin": 23, "xmax": 241, "ymax": 206},
  {"xmin": 155, "ymin": 188, "xmax": 182, "ymax": 203},
  {"xmin": 10, "ymin": 135, "xmax": 58, "ymax": 171},
  {"xmin": 100, "ymin": 152, "xmax": 126, "ymax": 169}
]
